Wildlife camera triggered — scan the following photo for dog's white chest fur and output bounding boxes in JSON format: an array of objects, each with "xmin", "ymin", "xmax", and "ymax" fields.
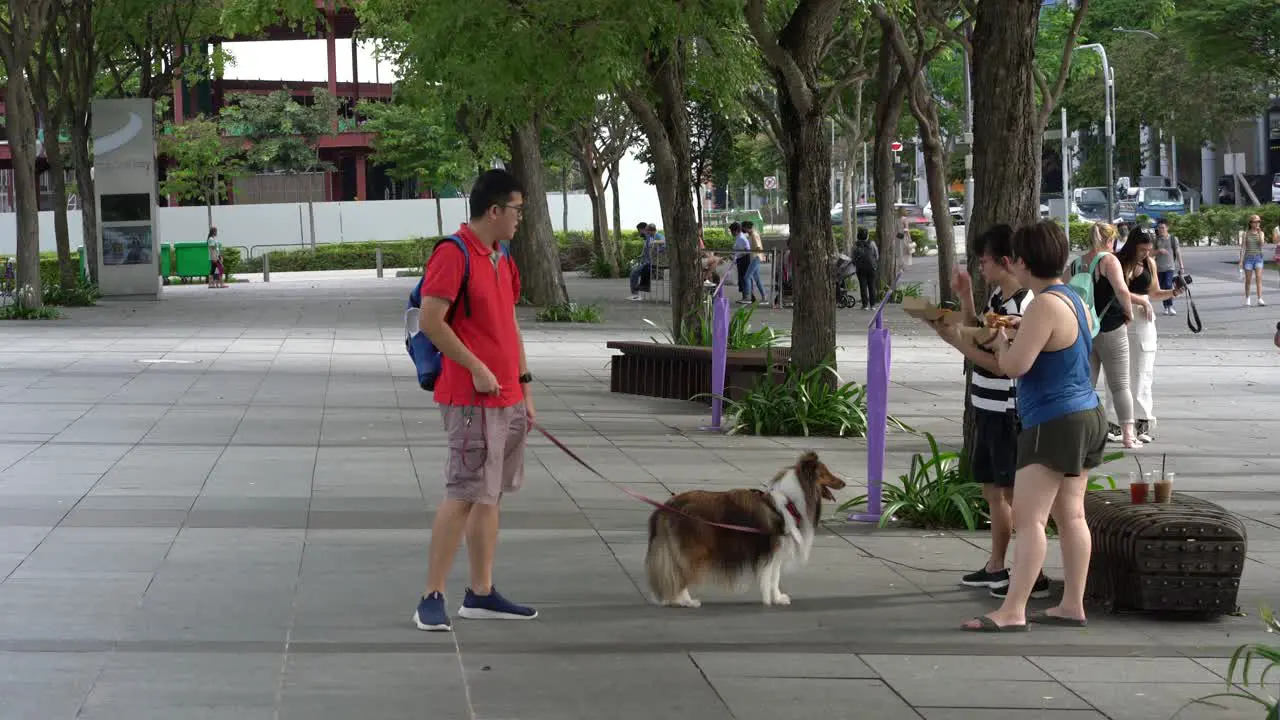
[{"xmin": 766, "ymin": 469, "xmax": 815, "ymax": 565}]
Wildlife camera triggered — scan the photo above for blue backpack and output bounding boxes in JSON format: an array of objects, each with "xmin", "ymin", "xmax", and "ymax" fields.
[{"xmin": 404, "ymin": 235, "xmax": 508, "ymax": 391}]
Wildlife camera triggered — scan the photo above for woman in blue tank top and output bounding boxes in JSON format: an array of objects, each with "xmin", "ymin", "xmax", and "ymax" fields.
[{"xmin": 960, "ymin": 222, "xmax": 1107, "ymax": 633}]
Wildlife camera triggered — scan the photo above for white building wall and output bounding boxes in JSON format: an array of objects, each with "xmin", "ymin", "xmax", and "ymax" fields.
[{"xmin": 0, "ymin": 179, "xmax": 666, "ymax": 257}]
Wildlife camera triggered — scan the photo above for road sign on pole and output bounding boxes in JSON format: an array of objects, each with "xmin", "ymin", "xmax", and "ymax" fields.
[
  {"xmin": 890, "ymin": 141, "xmax": 903, "ymax": 152},
  {"xmin": 763, "ymin": 176, "xmax": 778, "ymax": 190}
]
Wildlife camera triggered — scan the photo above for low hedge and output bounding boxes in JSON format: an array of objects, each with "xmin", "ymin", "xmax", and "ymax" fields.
[
  {"xmin": 26, "ymin": 246, "xmax": 246, "ymax": 283},
  {"xmin": 1167, "ymin": 205, "xmax": 1280, "ymax": 246},
  {"xmin": 239, "ymin": 229, "xmax": 739, "ymax": 275}
]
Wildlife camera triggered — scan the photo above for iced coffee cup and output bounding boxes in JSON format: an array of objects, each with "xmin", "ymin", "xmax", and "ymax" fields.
[{"xmin": 1154, "ymin": 472, "xmax": 1174, "ymax": 504}]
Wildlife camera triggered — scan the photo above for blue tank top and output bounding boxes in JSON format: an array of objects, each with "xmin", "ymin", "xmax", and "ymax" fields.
[{"xmin": 1016, "ymin": 284, "xmax": 1099, "ymax": 428}]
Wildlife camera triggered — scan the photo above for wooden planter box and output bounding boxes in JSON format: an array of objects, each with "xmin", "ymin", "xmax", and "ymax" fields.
[
  {"xmin": 606, "ymin": 341, "xmax": 790, "ymax": 404},
  {"xmin": 1084, "ymin": 489, "xmax": 1246, "ymax": 617}
]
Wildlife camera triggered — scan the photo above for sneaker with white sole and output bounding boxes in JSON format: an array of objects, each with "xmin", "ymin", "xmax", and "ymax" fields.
[
  {"xmin": 1259, "ymin": 298, "xmax": 1267, "ymax": 307},
  {"xmin": 1106, "ymin": 423, "xmax": 1123, "ymax": 443},
  {"xmin": 989, "ymin": 573, "xmax": 1052, "ymax": 600},
  {"xmin": 961, "ymin": 566, "xmax": 1010, "ymax": 588},
  {"xmin": 1136, "ymin": 419, "xmax": 1154, "ymax": 444},
  {"xmin": 413, "ymin": 591, "xmax": 452, "ymax": 632},
  {"xmin": 458, "ymin": 586, "xmax": 538, "ymax": 621}
]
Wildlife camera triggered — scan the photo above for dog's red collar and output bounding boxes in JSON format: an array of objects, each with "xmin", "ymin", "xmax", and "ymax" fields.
[
  {"xmin": 756, "ymin": 489, "xmax": 804, "ymax": 526},
  {"xmin": 782, "ymin": 499, "xmax": 803, "ymax": 525}
]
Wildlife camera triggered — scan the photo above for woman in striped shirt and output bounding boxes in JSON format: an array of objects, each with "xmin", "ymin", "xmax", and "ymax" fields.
[{"xmin": 928, "ymin": 224, "xmax": 1042, "ymax": 598}]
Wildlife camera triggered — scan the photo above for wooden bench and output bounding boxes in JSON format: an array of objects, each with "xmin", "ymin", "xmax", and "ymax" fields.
[
  {"xmin": 606, "ymin": 341, "xmax": 790, "ymax": 404},
  {"xmin": 1084, "ymin": 490, "xmax": 1246, "ymax": 617}
]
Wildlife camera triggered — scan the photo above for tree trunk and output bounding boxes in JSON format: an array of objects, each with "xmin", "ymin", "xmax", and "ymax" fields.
[
  {"xmin": 609, "ymin": 159, "xmax": 622, "ymax": 249},
  {"xmin": 620, "ymin": 40, "xmax": 700, "ymax": 338},
  {"xmin": 506, "ymin": 120, "xmax": 568, "ymax": 306},
  {"xmin": 434, "ymin": 194, "xmax": 444, "ymax": 236},
  {"xmin": 969, "ymin": 0, "xmax": 1043, "ymax": 290},
  {"xmin": 66, "ymin": 0, "xmax": 98, "ymax": 285},
  {"xmin": 576, "ymin": 136, "xmax": 620, "ymax": 277},
  {"xmin": 963, "ymin": 0, "xmax": 1044, "ymax": 468},
  {"xmin": 778, "ymin": 88, "xmax": 837, "ymax": 371},
  {"xmin": 68, "ymin": 120, "xmax": 97, "ymax": 284},
  {"xmin": 582, "ymin": 168, "xmax": 615, "ymax": 277},
  {"xmin": 5, "ymin": 75, "xmax": 43, "ymax": 307},
  {"xmin": 872, "ymin": 41, "xmax": 909, "ymax": 291},
  {"xmin": 842, "ymin": 143, "xmax": 857, "ymax": 254},
  {"xmin": 908, "ymin": 83, "xmax": 956, "ymax": 305},
  {"xmin": 44, "ymin": 135, "xmax": 76, "ymax": 292}
]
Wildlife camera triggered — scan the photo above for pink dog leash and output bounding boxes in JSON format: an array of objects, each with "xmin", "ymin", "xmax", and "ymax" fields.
[{"xmin": 528, "ymin": 420, "xmax": 769, "ymax": 535}]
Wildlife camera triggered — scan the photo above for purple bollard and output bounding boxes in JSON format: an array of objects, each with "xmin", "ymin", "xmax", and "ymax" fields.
[
  {"xmin": 850, "ymin": 272, "xmax": 902, "ymax": 523},
  {"xmin": 701, "ymin": 280, "xmax": 731, "ymax": 432}
]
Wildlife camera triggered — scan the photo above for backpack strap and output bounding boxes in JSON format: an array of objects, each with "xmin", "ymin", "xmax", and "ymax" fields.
[
  {"xmin": 1082, "ymin": 252, "xmax": 1118, "ymax": 319},
  {"xmin": 415, "ymin": 235, "xmax": 471, "ymax": 323}
]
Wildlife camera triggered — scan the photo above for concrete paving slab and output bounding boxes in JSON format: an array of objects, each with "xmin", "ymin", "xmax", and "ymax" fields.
[
  {"xmin": 711, "ymin": 676, "xmax": 920, "ymax": 719},
  {"xmin": 691, "ymin": 651, "xmax": 878, "ymax": 678},
  {"xmin": 463, "ymin": 653, "xmax": 736, "ymax": 720},
  {"xmin": 1062, "ymin": 681, "xmax": 1259, "ymax": 719}
]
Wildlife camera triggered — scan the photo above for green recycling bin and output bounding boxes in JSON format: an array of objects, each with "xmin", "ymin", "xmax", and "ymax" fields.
[{"xmin": 172, "ymin": 242, "xmax": 211, "ymax": 279}]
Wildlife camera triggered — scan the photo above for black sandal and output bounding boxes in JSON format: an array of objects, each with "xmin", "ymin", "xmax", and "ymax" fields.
[
  {"xmin": 960, "ymin": 616, "xmax": 1028, "ymax": 633},
  {"xmin": 1028, "ymin": 611, "xmax": 1087, "ymax": 627}
]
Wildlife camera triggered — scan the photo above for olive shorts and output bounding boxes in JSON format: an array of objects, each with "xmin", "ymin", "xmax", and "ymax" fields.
[{"xmin": 1016, "ymin": 405, "xmax": 1108, "ymax": 477}]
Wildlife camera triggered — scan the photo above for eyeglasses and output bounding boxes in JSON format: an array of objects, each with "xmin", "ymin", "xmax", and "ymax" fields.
[{"xmin": 498, "ymin": 204, "xmax": 524, "ymax": 218}]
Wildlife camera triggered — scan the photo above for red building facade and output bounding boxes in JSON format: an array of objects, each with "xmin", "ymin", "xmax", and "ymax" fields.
[{"xmin": 0, "ymin": 0, "xmax": 407, "ymax": 212}]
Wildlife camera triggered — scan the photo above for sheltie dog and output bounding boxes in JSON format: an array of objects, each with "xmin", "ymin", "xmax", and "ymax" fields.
[{"xmin": 644, "ymin": 451, "xmax": 846, "ymax": 608}]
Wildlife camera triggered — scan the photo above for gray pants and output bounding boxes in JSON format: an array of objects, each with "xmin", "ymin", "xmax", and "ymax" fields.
[{"xmin": 1090, "ymin": 326, "xmax": 1135, "ymax": 425}]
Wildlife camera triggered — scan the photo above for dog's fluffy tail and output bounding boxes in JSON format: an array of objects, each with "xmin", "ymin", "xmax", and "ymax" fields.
[{"xmin": 645, "ymin": 512, "xmax": 683, "ymax": 604}]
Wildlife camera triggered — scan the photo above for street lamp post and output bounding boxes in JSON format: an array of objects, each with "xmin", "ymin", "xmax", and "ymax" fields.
[{"xmin": 1076, "ymin": 43, "xmax": 1115, "ymax": 222}]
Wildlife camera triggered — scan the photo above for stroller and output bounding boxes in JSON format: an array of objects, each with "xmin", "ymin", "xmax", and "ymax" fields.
[{"xmin": 833, "ymin": 252, "xmax": 858, "ymax": 308}]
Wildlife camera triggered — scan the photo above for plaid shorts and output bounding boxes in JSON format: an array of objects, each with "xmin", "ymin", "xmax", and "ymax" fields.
[{"xmin": 441, "ymin": 403, "xmax": 527, "ymax": 505}]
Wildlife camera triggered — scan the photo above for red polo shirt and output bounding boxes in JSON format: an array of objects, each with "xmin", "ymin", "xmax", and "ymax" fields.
[{"xmin": 421, "ymin": 225, "xmax": 523, "ymax": 408}]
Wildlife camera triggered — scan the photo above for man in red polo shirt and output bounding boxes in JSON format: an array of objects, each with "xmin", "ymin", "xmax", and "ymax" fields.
[{"xmin": 413, "ymin": 169, "xmax": 537, "ymax": 631}]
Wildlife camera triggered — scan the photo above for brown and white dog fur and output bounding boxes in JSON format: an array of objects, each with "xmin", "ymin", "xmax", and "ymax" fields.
[{"xmin": 645, "ymin": 451, "xmax": 846, "ymax": 608}]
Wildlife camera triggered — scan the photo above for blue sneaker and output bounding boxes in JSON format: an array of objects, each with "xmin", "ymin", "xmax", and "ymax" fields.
[
  {"xmin": 458, "ymin": 586, "xmax": 537, "ymax": 621},
  {"xmin": 413, "ymin": 591, "xmax": 451, "ymax": 631}
]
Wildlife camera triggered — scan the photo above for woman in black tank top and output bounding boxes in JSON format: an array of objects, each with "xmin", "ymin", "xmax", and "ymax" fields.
[{"xmin": 1113, "ymin": 229, "xmax": 1181, "ymax": 443}]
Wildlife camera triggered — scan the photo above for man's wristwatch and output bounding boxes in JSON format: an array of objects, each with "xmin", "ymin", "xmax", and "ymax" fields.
[{"xmin": 518, "ymin": 372, "xmax": 533, "ymax": 384}]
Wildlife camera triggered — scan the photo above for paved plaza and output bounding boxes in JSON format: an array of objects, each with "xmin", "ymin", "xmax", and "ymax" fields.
[{"xmin": 0, "ymin": 244, "xmax": 1277, "ymax": 719}]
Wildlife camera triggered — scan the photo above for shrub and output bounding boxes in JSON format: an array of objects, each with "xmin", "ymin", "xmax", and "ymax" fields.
[
  {"xmin": 43, "ymin": 281, "xmax": 99, "ymax": 307},
  {"xmin": 884, "ymin": 280, "xmax": 923, "ymax": 304},
  {"xmin": 0, "ymin": 284, "xmax": 61, "ymax": 320},
  {"xmin": 534, "ymin": 302, "xmax": 603, "ymax": 323},
  {"xmin": 1169, "ymin": 205, "xmax": 1280, "ymax": 246},
  {"xmin": 839, "ymin": 440, "xmax": 1124, "ymax": 532},
  {"xmin": 720, "ymin": 363, "xmax": 902, "ymax": 438},
  {"xmin": 642, "ymin": 295, "xmax": 785, "ymax": 350},
  {"xmin": 228, "ymin": 226, "xmax": 752, "ymax": 276},
  {"xmin": 836, "ymin": 432, "xmax": 987, "ymax": 530},
  {"xmin": 241, "ymin": 238, "xmax": 437, "ymax": 274}
]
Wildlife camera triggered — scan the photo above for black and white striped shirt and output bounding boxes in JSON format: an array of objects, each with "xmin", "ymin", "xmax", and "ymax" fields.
[{"xmin": 971, "ymin": 287, "xmax": 1033, "ymax": 415}]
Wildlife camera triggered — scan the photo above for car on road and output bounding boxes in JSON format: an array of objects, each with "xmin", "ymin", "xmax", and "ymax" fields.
[
  {"xmin": 1074, "ymin": 187, "xmax": 1110, "ymax": 221},
  {"xmin": 923, "ymin": 198, "xmax": 964, "ymax": 226},
  {"xmin": 831, "ymin": 203, "xmax": 930, "ymax": 232}
]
